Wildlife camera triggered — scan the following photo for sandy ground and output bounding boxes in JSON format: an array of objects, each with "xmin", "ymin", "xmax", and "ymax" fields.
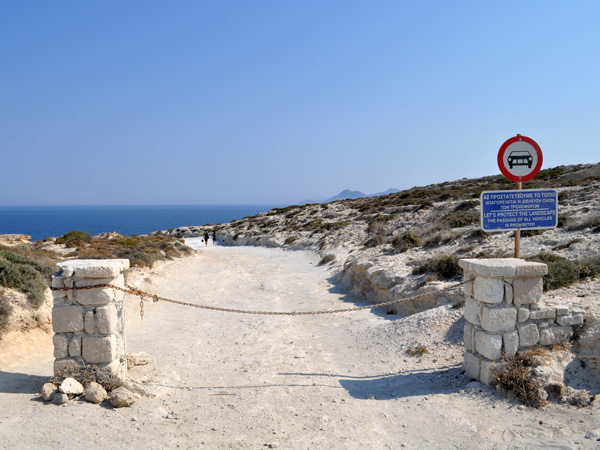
[{"xmin": 1, "ymin": 242, "xmax": 599, "ymax": 449}]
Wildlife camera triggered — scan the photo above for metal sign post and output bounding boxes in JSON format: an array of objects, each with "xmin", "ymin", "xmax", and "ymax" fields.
[{"xmin": 490, "ymin": 134, "xmax": 549, "ymax": 258}]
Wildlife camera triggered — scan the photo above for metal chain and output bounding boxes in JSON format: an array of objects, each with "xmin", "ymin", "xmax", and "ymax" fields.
[{"xmin": 50, "ymin": 280, "xmax": 471, "ymax": 316}]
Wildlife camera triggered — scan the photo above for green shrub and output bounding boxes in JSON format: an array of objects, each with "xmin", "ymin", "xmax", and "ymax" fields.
[
  {"xmin": 407, "ymin": 344, "xmax": 429, "ymax": 356},
  {"xmin": 520, "ymin": 229, "xmax": 545, "ymax": 237},
  {"xmin": 391, "ymin": 231, "xmax": 422, "ymax": 252},
  {"xmin": 442, "ymin": 211, "xmax": 479, "ymax": 228},
  {"xmin": 557, "ymin": 215, "xmax": 574, "ymax": 228},
  {"xmin": 320, "ymin": 221, "xmax": 349, "ymax": 232},
  {"xmin": 284, "ymin": 236, "xmax": 297, "ymax": 245},
  {"xmin": 56, "ymin": 230, "xmax": 92, "ymax": 248},
  {"xmin": 0, "ymin": 296, "xmax": 14, "ymax": 333},
  {"xmin": 0, "ymin": 250, "xmax": 53, "ymax": 282},
  {"xmin": 364, "ymin": 235, "xmax": 387, "ymax": 248},
  {"xmin": 413, "ymin": 254, "xmax": 461, "ymax": 280},
  {"xmin": 0, "ymin": 258, "xmax": 48, "ymax": 308},
  {"xmin": 526, "ymin": 253, "xmax": 600, "ymax": 290},
  {"xmin": 318, "ymin": 254, "xmax": 336, "ymax": 265},
  {"xmin": 367, "ymin": 214, "xmax": 397, "ymax": 233}
]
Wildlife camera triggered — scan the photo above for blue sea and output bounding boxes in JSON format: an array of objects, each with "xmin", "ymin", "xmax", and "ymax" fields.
[{"xmin": 0, "ymin": 205, "xmax": 280, "ymax": 242}]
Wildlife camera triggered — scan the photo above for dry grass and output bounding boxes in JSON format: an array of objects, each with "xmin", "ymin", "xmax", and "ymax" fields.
[{"xmin": 50, "ymin": 365, "xmax": 123, "ymax": 393}]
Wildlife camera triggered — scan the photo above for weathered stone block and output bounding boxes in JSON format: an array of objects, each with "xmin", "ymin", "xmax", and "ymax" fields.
[
  {"xmin": 98, "ymin": 358, "xmax": 127, "ymax": 380},
  {"xmin": 475, "ymin": 331, "xmax": 503, "ymax": 361},
  {"xmin": 504, "ymin": 282, "xmax": 513, "ymax": 304},
  {"xmin": 82, "ymin": 335, "xmax": 117, "ymax": 363},
  {"xmin": 555, "ymin": 305, "xmax": 570, "ymax": 316},
  {"xmin": 53, "ymin": 334, "xmax": 69, "ymax": 358},
  {"xmin": 458, "ymin": 258, "xmax": 547, "ymax": 278},
  {"xmin": 517, "ymin": 307, "xmax": 530, "ymax": 322},
  {"xmin": 503, "ymin": 330, "xmax": 519, "ymax": 358},
  {"xmin": 480, "ymin": 305, "xmax": 517, "ymax": 333},
  {"xmin": 75, "ymin": 287, "xmax": 114, "ymax": 306},
  {"xmin": 51, "ymin": 277, "xmax": 65, "ymax": 289},
  {"xmin": 529, "ymin": 306, "xmax": 556, "ymax": 320},
  {"xmin": 539, "ymin": 328, "xmax": 556, "ymax": 346},
  {"xmin": 464, "ymin": 297, "xmax": 481, "ymax": 326},
  {"xmin": 464, "ymin": 322, "xmax": 475, "ymax": 352},
  {"xmin": 513, "ymin": 278, "xmax": 543, "ymax": 305},
  {"xmin": 58, "ymin": 259, "xmax": 129, "ymax": 279},
  {"xmin": 473, "ymin": 277, "xmax": 505, "ymax": 304},
  {"xmin": 96, "ymin": 304, "xmax": 118, "ymax": 334},
  {"xmin": 52, "ymin": 306, "xmax": 84, "ymax": 333},
  {"xmin": 463, "ymin": 272, "xmax": 475, "ymax": 297},
  {"xmin": 517, "ymin": 323, "xmax": 540, "ymax": 348},
  {"xmin": 464, "ymin": 352, "xmax": 481, "ymax": 380},
  {"xmin": 480, "ymin": 360, "xmax": 502, "ymax": 386},
  {"xmin": 69, "ymin": 336, "xmax": 81, "ymax": 357},
  {"xmin": 557, "ymin": 314, "xmax": 584, "ymax": 326},
  {"xmin": 85, "ymin": 311, "xmax": 95, "ymax": 334}
]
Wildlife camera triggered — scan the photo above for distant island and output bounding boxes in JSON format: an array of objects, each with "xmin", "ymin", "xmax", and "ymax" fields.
[{"xmin": 306, "ymin": 187, "xmax": 400, "ymax": 204}]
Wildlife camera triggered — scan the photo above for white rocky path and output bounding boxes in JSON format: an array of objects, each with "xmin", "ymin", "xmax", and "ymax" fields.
[{"xmin": 1, "ymin": 244, "xmax": 599, "ymax": 449}]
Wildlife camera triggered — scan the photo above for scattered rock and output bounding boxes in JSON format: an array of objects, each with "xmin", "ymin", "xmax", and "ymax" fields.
[
  {"xmin": 110, "ymin": 386, "xmax": 136, "ymax": 408},
  {"xmin": 52, "ymin": 392, "xmax": 69, "ymax": 405},
  {"xmin": 126, "ymin": 352, "xmax": 151, "ymax": 367},
  {"xmin": 59, "ymin": 377, "xmax": 84, "ymax": 396},
  {"xmin": 265, "ymin": 442, "xmax": 280, "ymax": 449},
  {"xmin": 41, "ymin": 383, "xmax": 58, "ymax": 402},
  {"xmin": 85, "ymin": 382, "xmax": 108, "ymax": 404}
]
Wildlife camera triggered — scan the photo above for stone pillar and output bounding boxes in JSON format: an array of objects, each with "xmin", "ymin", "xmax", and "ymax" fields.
[
  {"xmin": 458, "ymin": 258, "xmax": 584, "ymax": 385},
  {"xmin": 52, "ymin": 259, "xmax": 129, "ymax": 380}
]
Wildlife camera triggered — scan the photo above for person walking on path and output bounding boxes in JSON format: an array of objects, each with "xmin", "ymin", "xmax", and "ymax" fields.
[
  {"xmin": 204, "ymin": 230, "xmax": 209, "ymax": 246},
  {"xmin": 212, "ymin": 229, "xmax": 217, "ymax": 246}
]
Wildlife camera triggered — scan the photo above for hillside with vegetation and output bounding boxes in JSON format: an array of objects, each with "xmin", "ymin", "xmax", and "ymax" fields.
[{"xmin": 161, "ymin": 163, "xmax": 600, "ymax": 312}]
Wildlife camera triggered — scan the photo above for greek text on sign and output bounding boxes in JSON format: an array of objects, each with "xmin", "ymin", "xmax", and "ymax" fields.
[{"xmin": 480, "ymin": 189, "xmax": 558, "ymax": 232}]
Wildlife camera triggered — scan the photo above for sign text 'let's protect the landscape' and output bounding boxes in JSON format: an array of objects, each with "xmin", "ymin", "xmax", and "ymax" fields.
[{"xmin": 480, "ymin": 189, "xmax": 558, "ymax": 232}]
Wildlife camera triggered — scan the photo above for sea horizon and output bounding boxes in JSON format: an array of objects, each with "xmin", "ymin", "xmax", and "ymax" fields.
[{"xmin": 0, "ymin": 204, "xmax": 283, "ymax": 241}]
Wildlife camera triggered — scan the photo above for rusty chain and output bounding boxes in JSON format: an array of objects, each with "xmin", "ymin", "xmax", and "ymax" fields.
[{"xmin": 50, "ymin": 279, "xmax": 471, "ymax": 317}]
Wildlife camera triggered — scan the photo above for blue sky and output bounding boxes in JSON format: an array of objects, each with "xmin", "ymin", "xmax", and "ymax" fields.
[{"xmin": 1, "ymin": 1, "xmax": 599, "ymax": 205}]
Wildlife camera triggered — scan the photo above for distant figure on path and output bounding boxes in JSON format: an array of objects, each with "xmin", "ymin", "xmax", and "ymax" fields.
[
  {"xmin": 204, "ymin": 230, "xmax": 209, "ymax": 246},
  {"xmin": 212, "ymin": 229, "xmax": 217, "ymax": 246}
]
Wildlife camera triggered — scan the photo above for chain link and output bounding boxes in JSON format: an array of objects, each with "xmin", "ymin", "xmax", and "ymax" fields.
[{"xmin": 51, "ymin": 280, "xmax": 471, "ymax": 316}]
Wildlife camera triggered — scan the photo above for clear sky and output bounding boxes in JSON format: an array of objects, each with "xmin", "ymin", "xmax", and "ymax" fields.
[{"xmin": 1, "ymin": 1, "xmax": 599, "ymax": 206}]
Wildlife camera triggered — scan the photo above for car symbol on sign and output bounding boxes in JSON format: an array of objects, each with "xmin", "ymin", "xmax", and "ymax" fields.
[{"xmin": 507, "ymin": 150, "xmax": 533, "ymax": 169}]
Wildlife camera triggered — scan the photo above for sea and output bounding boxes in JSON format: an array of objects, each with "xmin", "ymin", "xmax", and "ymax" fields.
[{"xmin": 0, "ymin": 205, "xmax": 281, "ymax": 242}]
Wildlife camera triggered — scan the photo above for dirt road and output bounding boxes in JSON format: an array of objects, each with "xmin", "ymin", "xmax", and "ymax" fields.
[{"xmin": 1, "ymin": 244, "xmax": 598, "ymax": 449}]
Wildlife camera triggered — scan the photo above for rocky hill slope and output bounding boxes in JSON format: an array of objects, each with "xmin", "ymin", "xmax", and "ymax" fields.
[{"xmin": 160, "ymin": 163, "xmax": 600, "ymax": 313}]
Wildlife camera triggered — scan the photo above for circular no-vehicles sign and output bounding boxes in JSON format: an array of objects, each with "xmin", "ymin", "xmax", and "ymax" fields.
[{"xmin": 497, "ymin": 135, "xmax": 543, "ymax": 182}]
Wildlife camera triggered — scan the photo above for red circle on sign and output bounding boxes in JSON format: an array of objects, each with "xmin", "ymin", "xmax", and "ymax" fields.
[{"xmin": 497, "ymin": 135, "xmax": 543, "ymax": 182}]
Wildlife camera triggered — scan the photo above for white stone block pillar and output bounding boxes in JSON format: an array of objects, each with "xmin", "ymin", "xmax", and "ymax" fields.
[
  {"xmin": 458, "ymin": 258, "xmax": 546, "ymax": 385},
  {"xmin": 52, "ymin": 259, "xmax": 130, "ymax": 380}
]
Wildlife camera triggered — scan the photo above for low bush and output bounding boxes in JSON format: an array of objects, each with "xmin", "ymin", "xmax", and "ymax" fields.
[
  {"xmin": 56, "ymin": 230, "xmax": 92, "ymax": 248},
  {"xmin": 318, "ymin": 254, "xmax": 336, "ymax": 265},
  {"xmin": 0, "ymin": 296, "xmax": 14, "ymax": 333},
  {"xmin": 442, "ymin": 211, "xmax": 479, "ymax": 228},
  {"xmin": 526, "ymin": 253, "xmax": 600, "ymax": 290},
  {"xmin": 284, "ymin": 236, "xmax": 297, "ymax": 245},
  {"xmin": 364, "ymin": 235, "xmax": 387, "ymax": 248},
  {"xmin": 494, "ymin": 356, "xmax": 546, "ymax": 408},
  {"xmin": 407, "ymin": 344, "xmax": 429, "ymax": 356},
  {"xmin": 0, "ymin": 252, "xmax": 51, "ymax": 308},
  {"xmin": 520, "ymin": 229, "xmax": 545, "ymax": 237},
  {"xmin": 413, "ymin": 254, "xmax": 461, "ymax": 279},
  {"xmin": 391, "ymin": 231, "xmax": 422, "ymax": 252}
]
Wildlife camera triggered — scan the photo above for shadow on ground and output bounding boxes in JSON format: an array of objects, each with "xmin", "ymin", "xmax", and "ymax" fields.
[
  {"xmin": 280, "ymin": 365, "xmax": 467, "ymax": 400},
  {"xmin": 0, "ymin": 371, "xmax": 48, "ymax": 394}
]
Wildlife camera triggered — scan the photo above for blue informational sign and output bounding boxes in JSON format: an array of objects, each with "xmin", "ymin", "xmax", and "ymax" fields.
[{"xmin": 481, "ymin": 189, "xmax": 558, "ymax": 232}]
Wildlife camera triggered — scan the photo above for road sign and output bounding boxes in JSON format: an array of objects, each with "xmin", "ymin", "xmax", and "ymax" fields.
[
  {"xmin": 481, "ymin": 189, "xmax": 558, "ymax": 232},
  {"xmin": 497, "ymin": 135, "xmax": 543, "ymax": 182}
]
